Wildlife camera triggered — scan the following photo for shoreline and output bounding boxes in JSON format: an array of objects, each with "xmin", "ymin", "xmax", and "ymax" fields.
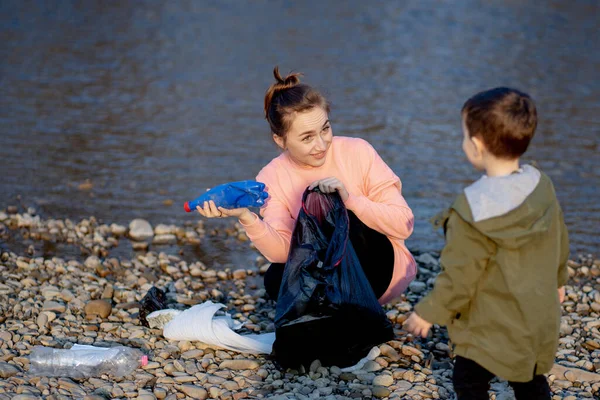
[{"xmin": 0, "ymin": 209, "xmax": 599, "ymax": 399}]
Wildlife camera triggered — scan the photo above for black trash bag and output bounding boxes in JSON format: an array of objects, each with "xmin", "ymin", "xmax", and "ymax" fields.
[
  {"xmin": 272, "ymin": 189, "xmax": 394, "ymax": 369},
  {"xmin": 139, "ymin": 287, "xmax": 167, "ymax": 327}
]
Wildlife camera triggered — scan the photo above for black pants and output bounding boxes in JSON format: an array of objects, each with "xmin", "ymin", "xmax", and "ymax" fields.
[
  {"xmin": 453, "ymin": 356, "xmax": 551, "ymax": 400},
  {"xmin": 264, "ymin": 210, "xmax": 394, "ymax": 301}
]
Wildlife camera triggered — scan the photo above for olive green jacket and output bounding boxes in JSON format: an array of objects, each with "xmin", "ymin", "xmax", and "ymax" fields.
[{"xmin": 415, "ymin": 169, "xmax": 569, "ymax": 382}]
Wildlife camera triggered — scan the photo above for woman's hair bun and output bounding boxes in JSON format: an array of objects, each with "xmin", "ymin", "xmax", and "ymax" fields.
[
  {"xmin": 264, "ymin": 66, "xmax": 329, "ymax": 137},
  {"xmin": 272, "ymin": 66, "xmax": 302, "ymax": 89}
]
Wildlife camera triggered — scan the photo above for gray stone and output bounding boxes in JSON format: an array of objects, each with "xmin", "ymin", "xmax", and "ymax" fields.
[
  {"xmin": 110, "ymin": 223, "xmax": 127, "ymax": 236},
  {"xmin": 401, "ymin": 345, "xmax": 424, "ymax": 358},
  {"xmin": 408, "ymin": 281, "xmax": 427, "ymax": 293},
  {"xmin": 416, "ymin": 253, "xmax": 439, "ymax": 266},
  {"xmin": 36, "ymin": 312, "xmax": 48, "ymax": 329},
  {"xmin": 154, "ymin": 224, "xmax": 175, "ymax": 235},
  {"xmin": 232, "ymin": 269, "xmax": 247, "ymax": 280},
  {"xmin": 84, "ymin": 300, "xmax": 112, "ymax": 319},
  {"xmin": 42, "ymin": 300, "xmax": 66, "ymax": 313},
  {"xmin": 310, "ymin": 359, "xmax": 322, "ymax": 373},
  {"xmin": 551, "ymin": 364, "xmax": 600, "ymax": 383},
  {"xmin": 379, "ymin": 344, "xmax": 400, "ymax": 361},
  {"xmin": 132, "ymin": 241, "xmax": 149, "ymax": 251},
  {"xmin": 129, "ymin": 219, "xmax": 154, "ymax": 240},
  {"xmin": 395, "ymin": 380, "xmax": 413, "ymax": 391},
  {"xmin": 221, "ymin": 380, "xmax": 239, "ymax": 391},
  {"xmin": 84, "ymin": 256, "xmax": 101, "ymax": 269},
  {"xmin": 0, "ymin": 362, "xmax": 20, "ymax": 378},
  {"xmin": 153, "ymin": 234, "xmax": 177, "ymax": 245},
  {"xmin": 339, "ymin": 372, "xmax": 356, "ymax": 381},
  {"xmin": 178, "ymin": 384, "xmax": 208, "ymax": 399},
  {"xmin": 137, "ymin": 395, "xmax": 157, "ymax": 400},
  {"xmin": 181, "ymin": 349, "xmax": 204, "ymax": 359},
  {"xmin": 362, "ymin": 360, "xmax": 382, "ymax": 372},
  {"xmin": 373, "ymin": 374, "xmax": 394, "ymax": 387},
  {"xmin": 372, "ymin": 386, "xmax": 391, "ymax": 398},
  {"xmin": 219, "ymin": 359, "xmax": 260, "ymax": 370},
  {"xmin": 560, "ymin": 322, "xmax": 574, "ymax": 336}
]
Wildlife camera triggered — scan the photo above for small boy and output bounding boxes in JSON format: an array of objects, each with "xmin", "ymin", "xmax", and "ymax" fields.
[{"xmin": 404, "ymin": 88, "xmax": 569, "ymax": 400}]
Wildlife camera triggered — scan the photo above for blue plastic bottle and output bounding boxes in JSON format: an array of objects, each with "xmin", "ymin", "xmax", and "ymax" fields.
[{"xmin": 184, "ymin": 180, "xmax": 268, "ymax": 212}]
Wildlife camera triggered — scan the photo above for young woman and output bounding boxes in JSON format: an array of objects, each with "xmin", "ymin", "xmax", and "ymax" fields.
[{"xmin": 197, "ymin": 67, "xmax": 416, "ymax": 304}]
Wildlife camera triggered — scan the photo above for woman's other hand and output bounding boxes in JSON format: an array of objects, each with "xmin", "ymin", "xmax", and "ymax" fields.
[
  {"xmin": 308, "ymin": 177, "xmax": 349, "ymax": 202},
  {"xmin": 196, "ymin": 201, "xmax": 256, "ymax": 224}
]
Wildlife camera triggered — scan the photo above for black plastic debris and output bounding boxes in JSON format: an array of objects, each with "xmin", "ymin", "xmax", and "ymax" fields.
[{"xmin": 139, "ymin": 287, "xmax": 167, "ymax": 327}]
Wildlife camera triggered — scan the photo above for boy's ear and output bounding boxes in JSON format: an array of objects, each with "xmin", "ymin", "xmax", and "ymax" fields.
[
  {"xmin": 273, "ymin": 134, "xmax": 285, "ymax": 150},
  {"xmin": 471, "ymin": 136, "xmax": 486, "ymax": 156}
]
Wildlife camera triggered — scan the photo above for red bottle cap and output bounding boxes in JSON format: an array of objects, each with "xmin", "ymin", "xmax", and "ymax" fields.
[{"xmin": 183, "ymin": 202, "xmax": 191, "ymax": 212}]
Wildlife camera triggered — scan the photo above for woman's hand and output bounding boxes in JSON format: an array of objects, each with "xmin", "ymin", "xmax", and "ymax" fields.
[
  {"xmin": 308, "ymin": 177, "xmax": 349, "ymax": 202},
  {"xmin": 403, "ymin": 312, "xmax": 433, "ymax": 338},
  {"xmin": 196, "ymin": 201, "xmax": 256, "ymax": 224}
]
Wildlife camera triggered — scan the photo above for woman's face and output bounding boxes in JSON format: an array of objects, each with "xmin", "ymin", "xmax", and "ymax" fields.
[{"xmin": 274, "ymin": 107, "xmax": 333, "ymax": 168}]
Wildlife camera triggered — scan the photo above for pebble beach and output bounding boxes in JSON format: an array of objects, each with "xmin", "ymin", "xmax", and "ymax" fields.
[{"xmin": 0, "ymin": 207, "xmax": 599, "ymax": 400}]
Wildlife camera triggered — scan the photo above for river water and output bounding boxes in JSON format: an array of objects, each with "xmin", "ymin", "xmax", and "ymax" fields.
[{"xmin": 1, "ymin": 0, "xmax": 598, "ymax": 258}]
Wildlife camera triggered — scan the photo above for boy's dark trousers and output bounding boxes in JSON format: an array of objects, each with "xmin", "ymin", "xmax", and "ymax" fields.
[{"xmin": 453, "ymin": 356, "xmax": 551, "ymax": 400}]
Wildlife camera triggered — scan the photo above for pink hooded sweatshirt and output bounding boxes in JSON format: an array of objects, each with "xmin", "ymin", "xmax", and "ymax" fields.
[{"xmin": 241, "ymin": 136, "xmax": 416, "ymax": 304}]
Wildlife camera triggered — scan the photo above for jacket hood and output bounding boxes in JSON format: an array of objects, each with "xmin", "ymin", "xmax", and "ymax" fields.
[{"xmin": 452, "ymin": 166, "xmax": 558, "ymax": 249}]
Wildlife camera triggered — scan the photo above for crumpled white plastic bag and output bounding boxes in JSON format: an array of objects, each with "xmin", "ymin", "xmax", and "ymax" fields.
[
  {"xmin": 162, "ymin": 301, "xmax": 275, "ymax": 355},
  {"xmin": 340, "ymin": 346, "xmax": 380, "ymax": 372}
]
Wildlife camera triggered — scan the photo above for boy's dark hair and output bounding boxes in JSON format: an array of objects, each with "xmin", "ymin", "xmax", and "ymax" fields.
[{"xmin": 462, "ymin": 87, "xmax": 537, "ymax": 159}]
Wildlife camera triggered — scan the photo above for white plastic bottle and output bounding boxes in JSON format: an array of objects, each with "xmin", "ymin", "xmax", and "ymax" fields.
[{"xmin": 29, "ymin": 344, "xmax": 148, "ymax": 378}]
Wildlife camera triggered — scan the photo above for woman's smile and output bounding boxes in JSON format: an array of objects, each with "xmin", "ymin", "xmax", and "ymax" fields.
[{"xmin": 311, "ymin": 151, "xmax": 327, "ymax": 159}]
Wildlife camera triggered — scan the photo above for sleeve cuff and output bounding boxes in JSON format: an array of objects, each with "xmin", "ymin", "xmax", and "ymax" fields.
[
  {"xmin": 239, "ymin": 212, "xmax": 268, "ymax": 240},
  {"xmin": 415, "ymin": 296, "xmax": 454, "ymax": 326}
]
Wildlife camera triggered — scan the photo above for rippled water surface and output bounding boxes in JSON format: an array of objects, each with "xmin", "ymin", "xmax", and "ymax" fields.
[{"xmin": 1, "ymin": 0, "xmax": 598, "ymax": 256}]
